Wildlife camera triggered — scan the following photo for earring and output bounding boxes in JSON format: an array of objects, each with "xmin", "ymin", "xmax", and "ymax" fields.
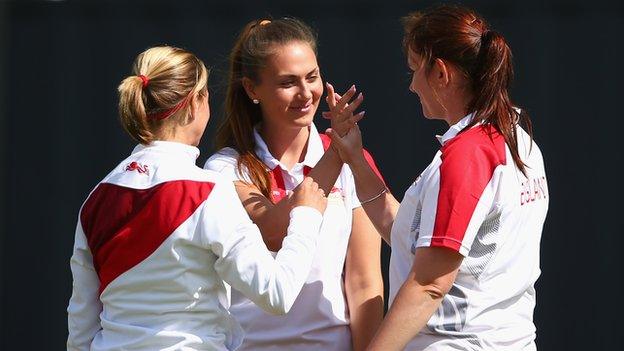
[{"xmin": 252, "ymin": 99, "xmax": 259, "ymax": 104}]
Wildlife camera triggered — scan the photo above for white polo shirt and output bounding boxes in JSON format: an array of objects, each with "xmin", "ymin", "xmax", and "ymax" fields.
[
  {"xmin": 67, "ymin": 141, "xmax": 324, "ymax": 351},
  {"xmin": 389, "ymin": 114, "xmax": 548, "ymax": 350},
  {"xmin": 204, "ymin": 123, "xmax": 383, "ymax": 351}
]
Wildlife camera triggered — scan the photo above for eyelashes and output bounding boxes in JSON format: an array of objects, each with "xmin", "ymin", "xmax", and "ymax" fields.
[{"xmin": 279, "ymin": 76, "xmax": 319, "ymax": 87}]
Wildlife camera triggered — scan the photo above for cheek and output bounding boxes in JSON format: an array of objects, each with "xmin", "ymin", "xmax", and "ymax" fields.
[
  {"xmin": 311, "ymin": 80, "xmax": 324, "ymax": 101},
  {"xmin": 265, "ymin": 89, "xmax": 293, "ymax": 109}
]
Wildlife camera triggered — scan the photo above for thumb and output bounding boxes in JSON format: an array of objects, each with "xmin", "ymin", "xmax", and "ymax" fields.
[{"xmin": 326, "ymin": 128, "xmax": 345, "ymax": 149}]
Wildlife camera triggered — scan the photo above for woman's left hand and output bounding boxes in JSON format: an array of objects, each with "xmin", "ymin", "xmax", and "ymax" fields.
[{"xmin": 322, "ymin": 82, "xmax": 365, "ymax": 137}]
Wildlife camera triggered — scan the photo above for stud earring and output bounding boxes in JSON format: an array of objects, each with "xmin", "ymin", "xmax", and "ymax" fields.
[{"xmin": 252, "ymin": 99, "xmax": 259, "ymax": 104}]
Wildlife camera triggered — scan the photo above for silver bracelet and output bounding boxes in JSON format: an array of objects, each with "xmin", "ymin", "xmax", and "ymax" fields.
[{"xmin": 360, "ymin": 188, "xmax": 387, "ymax": 205}]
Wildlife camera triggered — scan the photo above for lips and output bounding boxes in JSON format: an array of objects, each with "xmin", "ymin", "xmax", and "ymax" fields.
[{"xmin": 289, "ymin": 102, "xmax": 313, "ymax": 113}]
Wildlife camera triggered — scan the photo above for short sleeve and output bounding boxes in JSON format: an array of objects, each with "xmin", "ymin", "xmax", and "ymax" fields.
[{"xmin": 415, "ymin": 130, "xmax": 506, "ymax": 256}]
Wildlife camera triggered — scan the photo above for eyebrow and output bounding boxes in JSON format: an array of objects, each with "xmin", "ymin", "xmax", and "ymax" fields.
[{"xmin": 277, "ymin": 68, "xmax": 319, "ymax": 79}]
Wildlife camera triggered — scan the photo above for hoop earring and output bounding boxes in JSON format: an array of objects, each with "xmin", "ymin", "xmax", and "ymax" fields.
[{"xmin": 252, "ymin": 99, "xmax": 260, "ymax": 104}]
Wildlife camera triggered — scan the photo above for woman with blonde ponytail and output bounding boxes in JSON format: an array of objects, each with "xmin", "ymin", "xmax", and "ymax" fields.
[
  {"xmin": 326, "ymin": 5, "xmax": 549, "ymax": 350},
  {"xmin": 67, "ymin": 46, "xmax": 329, "ymax": 351}
]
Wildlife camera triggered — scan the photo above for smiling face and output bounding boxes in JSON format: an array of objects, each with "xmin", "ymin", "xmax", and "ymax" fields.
[
  {"xmin": 244, "ymin": 41, "xmax": 323, "ymax": 130},
  {"xmin": 407, "ymin": 49, "xmax": 446, "ymax": 120}
]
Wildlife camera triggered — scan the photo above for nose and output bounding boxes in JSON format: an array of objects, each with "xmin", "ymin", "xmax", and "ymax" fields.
[
  {"xmin": 409, "ymin": 75, "xmax": 417, "ymax": 94},
  {"xmin": 297, "ymin": 82, "xmax": 313, "ymax": 100}
]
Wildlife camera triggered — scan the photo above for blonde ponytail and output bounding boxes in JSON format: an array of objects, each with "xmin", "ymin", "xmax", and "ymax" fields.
[
  {"xmin": 117, "ymin": 46, "xmax": 208, "ymax": 144},
  {"xmin": 118, "ymin": 75, "xmax": 152, "ymax": 144}
]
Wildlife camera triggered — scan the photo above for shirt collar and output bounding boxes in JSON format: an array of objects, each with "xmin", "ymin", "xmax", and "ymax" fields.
[
  {"xmin": 253, "ymin": 123, "xmax": 324, "ymax": 171},
  {"xmin": 132, "ymin": 140, "xmax": 200, "ymax": 163},
  {"xmin": 435, "ymin": 113, "xmax": 475, "ymax": 145}
]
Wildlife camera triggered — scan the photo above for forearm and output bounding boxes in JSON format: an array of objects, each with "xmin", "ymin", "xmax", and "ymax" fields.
[
  {"xmin": 246, "ymin": 197, "xmax": 293, "ymax": 251},
  {"xmin": 349, "ymin": 155, "xmax": 399, "ymax": 244},
  {"xmin": 346, "ymin": 208, "xmax": 385, "ymax": 351},
  {"xmin": 367, "ymin": 278, "xmax": 443, "ymax": 351},
  {"xmin": 347, "ymin": 282, "xmax": 384, "ymax": 351},
  {"xmin": 240, "ymin": 148, "xmax": 342, "ymax": 251},
  {"xmin": 307, "ymin": 145, "xmax": 344, "ymax": 194},
  {"xmin": 215, "ymin": 205, "xmax": 323, "ymax": 315},
  {"xmin": 67, "ymin": 228, "xmax": 102, "ymax": 350},
  {"xmin": 367, "ymin": 247, "xmax": 462, "ymax": 350}
]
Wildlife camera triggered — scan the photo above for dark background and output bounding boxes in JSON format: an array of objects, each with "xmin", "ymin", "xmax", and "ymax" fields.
[{"xmin": 1, "ymin": 0, "xmax": 622, "ymax": 349}]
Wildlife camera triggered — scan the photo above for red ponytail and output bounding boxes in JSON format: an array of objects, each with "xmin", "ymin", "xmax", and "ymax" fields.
[{"xmin": 403, "ymin": 5, "xmax": 533, "ymax": 175}]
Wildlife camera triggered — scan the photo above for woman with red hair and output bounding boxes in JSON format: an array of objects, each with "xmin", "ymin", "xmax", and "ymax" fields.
[{"xmin": 327, "ymin": 5, "xmax": 549, "ymax": 350}]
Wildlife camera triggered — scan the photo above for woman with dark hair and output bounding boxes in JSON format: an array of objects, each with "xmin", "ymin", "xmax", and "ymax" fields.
[
  {"xmin": 326, "ymin": 5, "xmax": 549, "ymax": 350},
  {"xmin": 205, "ymin": 18, "xmax": 385, "ymax": 351}
]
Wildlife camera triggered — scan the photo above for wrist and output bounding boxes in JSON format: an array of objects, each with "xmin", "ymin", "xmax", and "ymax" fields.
[
  {"xmin": 346, "ymin": 151, "xmax": 368, "ymax": 170},
  {"xmin": 326, "ymin": 144, "xmax": 344, "ymax": 164}
]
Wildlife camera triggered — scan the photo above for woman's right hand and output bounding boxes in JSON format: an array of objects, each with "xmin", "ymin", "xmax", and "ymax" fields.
[{"xmin": 289, "ymin": 177, "xmax": 328, "ymax": 214}]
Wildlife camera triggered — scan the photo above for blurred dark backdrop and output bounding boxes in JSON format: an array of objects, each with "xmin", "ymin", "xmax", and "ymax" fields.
[{"xmin": 1, "ymin": 0, "xmax": 622, "ymax": 349}]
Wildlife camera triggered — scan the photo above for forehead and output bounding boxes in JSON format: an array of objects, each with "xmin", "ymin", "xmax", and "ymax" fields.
[
  {"xmin": 263, "ymin": 41, "xmax": 318, "ymax": 75},
  {"xmin": 407, "ymin": 49, "xmax": 424, "ymax": 67}
]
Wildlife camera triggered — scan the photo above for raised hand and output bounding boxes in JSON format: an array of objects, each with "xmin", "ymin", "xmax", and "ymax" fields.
[
  {"xmin": 289, "ymin": 177, "xmax": 328, "ymax": 214},
  {"xmin": 326, "ymin": 124, "xmax": 364, "ymax": 166},
  {"xmin": 322, "ymin": 83, "xmax": 365, "ymax": 137}
]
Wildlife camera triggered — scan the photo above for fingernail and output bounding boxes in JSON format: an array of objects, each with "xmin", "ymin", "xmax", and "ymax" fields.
[{"xmin": 351, "ymin": 84, "xmax": 356, "ymax": 90}]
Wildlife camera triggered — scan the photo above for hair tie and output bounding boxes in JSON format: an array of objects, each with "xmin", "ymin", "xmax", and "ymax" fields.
[{"xmin": 138, "ymin": 75, "xmax": 149, "ymax": 89}]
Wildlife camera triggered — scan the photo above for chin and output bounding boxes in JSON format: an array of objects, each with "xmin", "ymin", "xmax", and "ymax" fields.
[
  {"xmin": 422, "ymin": 108, "xmax": 443, "ymax": 121},
  {"xmin": 289, "ymin": 111, "xmax": 316, "ymax": 127}
]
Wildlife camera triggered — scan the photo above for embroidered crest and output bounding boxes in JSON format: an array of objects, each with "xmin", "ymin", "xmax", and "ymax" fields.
[{"xmin": 125, "ymin": 161, "xmax": 149, "ymax": 175}]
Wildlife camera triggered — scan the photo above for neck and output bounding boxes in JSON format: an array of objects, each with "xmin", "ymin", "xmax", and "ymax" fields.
[
  {"xmin": 443, "ymin": 90, "xmax": 472, "ymax": 126},
  {"xmin": 157, "ymin": 128, "xmax": 199, "ymax": 147},
  {"xmin": 259, "ymin": 122, "xmax": 310, "ymax": 171}
]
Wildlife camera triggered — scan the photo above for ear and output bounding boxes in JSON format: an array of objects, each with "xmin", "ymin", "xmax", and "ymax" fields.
[
  {"xmin": 188, "ymin": 92, "xmax": 206, "ymax": 123},
  {"xmin": 431, "ymin": 58, "xmax": 450, "ymax": 88},
  {"xmin": 242, "ymin": 77, "xmax": 258, "ymax": 101}
]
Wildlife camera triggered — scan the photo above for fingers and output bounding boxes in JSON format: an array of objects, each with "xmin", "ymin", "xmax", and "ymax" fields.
[
  {"xmin": 325, "ymin": 128, "xmax": 345, "ymax": 149},
  {"xmin": 301, "ymin": 176, "xmax": 313, "ymax": 187},
  {"xmin": 335, "ymin": 85, "xmax": 357, "ymax": 112},
  {"xmin": 325, "ymin": 82, "xmax": 336, "ymax": 109},
  {"xmin": 323, "ymin": 84, "xmax": 363, "ymax": 131},
  {"xmin": 350, "ymin": 110, "xmax": 366, "ymax": 124},
  {"xmin": 343, "ymin": 93, "xmax": 363, "ymax": 115}
]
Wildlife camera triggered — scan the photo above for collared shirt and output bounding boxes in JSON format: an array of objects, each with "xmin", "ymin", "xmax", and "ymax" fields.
[
  {"xmin": 67, "ymin": 141, "xmax": 324, "ymax": 351},
  {"xmin": 204, "ymin": 123, "xmax": 383, "ymax": 351},
  {"xmin": 389, "ymin": 115, "xmax": 548, "ymax": 350}
]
